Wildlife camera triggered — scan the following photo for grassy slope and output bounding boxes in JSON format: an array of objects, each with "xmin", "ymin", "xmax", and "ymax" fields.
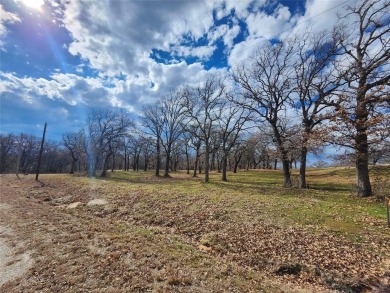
[
  {"xmin": 1, "ymin": 166, "xmax": 389, "ymax": 292},
  {"xmin": 109, "ymin": 166, "xmax": 389, "ymax": 239}
]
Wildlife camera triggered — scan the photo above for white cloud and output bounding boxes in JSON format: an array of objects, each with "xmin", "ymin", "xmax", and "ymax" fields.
[
  {"xmin": 228, "ymin": 35, "xmax": 267, "ymax": 67},
  {"xmin": 208, "ymin": 22, "xmax": 241, "ymax": 50},
  {"xmin": 246, "ymin": 4, "xmax": 293, "ymax": 39},
  {"xmin": 172, "ymin": 45, "xmax": 217, "ymax": 60},
  {"xmin": 224, "ymin": 0, "xmax": 265, "ymax": 19},
  {"xmin": 223, "ymin": 24, "xmax": 241, "ymax": 49},
  {"xmin": 0, "ymin": 3, "xmax": 20, "ymax": 48},
  {"xmin": 60, "ymin": 0, "xmax": 218, "ymax": 77}
]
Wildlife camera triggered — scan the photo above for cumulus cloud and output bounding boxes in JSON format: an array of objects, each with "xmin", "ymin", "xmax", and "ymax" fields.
[
  {"xmin": 4, "ymin": 0, "xmax": 379, "ymax": 141},
  {"xmin": 60, "ymin": 0, "xmax": 217, "ymax": 76},
  {"xmin": 228, "ymin": 35, "xmax": 267, "ymax": 67},
  {"xmin": 171, "ymin": 45, "xmax": 217, "ymax": 60},
  {"xmin": 245, "ymin": 4, "xmax": 293, "ymax": 39}
]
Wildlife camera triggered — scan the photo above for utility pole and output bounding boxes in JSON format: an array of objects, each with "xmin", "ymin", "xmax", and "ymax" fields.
[{"xmin": 35, "ymin": 122, "xmax": 47, "ymax": 181}]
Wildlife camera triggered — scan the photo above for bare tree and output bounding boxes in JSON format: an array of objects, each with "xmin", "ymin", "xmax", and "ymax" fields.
[
  {"xmin": 142, "ymin": 103, "xmax": 163, "ymax": 176},
  {"xmin": 63, "ymin": 131, "xmax": 83, "ymax": 174},
  {"xmin": 127, "ymin": 133, "xmax": 143, "ymax": 171},
  {"xmin": 181, "ymin": 132, "xmax": 192, "ymax": 174},
  {"xmin": 0, "ymin": 133, "xmax": 17, "ymax": 173},
  {"xmin": 292, "ymin": 31, "xmax": 342, "ymax": 188},
  {"xmin": 84, "ymin": 109, "xmax": 133, "ymax": 177},
  {"xmin": 160, "ymin": 90, "xmax": 187, "ymax": 177},
  {"xmin": 183, "ymin": 75, "xmax": 226, "ymax": 183},
  {"xmin": 330, "ymin": 0, "xmax": 390, "ymax": 196},
  {"xmin": 140, "ymin": 135, "xmax": 155, "ymax": 171},
  {"xmin": 233, "ymin": 41, "xmax": 296, "ymax": 187},
  {"xmin": 218, "ymin": 96, "xmax": 253, "ymax": 181},
  {"xmin": 231, "ymin": 140, "xmax": 247, "ymax": 173},
  {"xmin": 186, "ymin": 125, "xmax": 203, "ymax": 177},
  {"xmin": 18, "ymin": 134, "xmax": 40, "ymax": 174}
]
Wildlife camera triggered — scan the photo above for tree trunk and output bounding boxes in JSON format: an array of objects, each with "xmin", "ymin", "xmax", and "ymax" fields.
[
  {"xmin": 355, "ymin": 128, "xmax": 372, "ymax": 197},
  {"xmin": 70, "ymin": 157, "xmax": 77, "ymax": 174},
  {"xmin": 279, "ymin": 146, "xmax": 291, "ymax": 187},
  {"xmin": 124, "ymin": 148, "xmax": 127, "ymax": 171},
  {"xmin": 144, "ymin": 156, "xmax": 148, "ymax": 171},
  {"xmin": 111, "ymin": 154, "xmax": 115, "ymax": 172},
  {"xmin": 222, "ymin": 155, "xmax": 228, "ymax": 182},
  {"xmin": 136, "ymin": 154, "xmax": 140, "ymax": 171},
  {"xmin": 233, "ymin": 154, "xmax": 242, "ymax": 173},
  {"xmin": 193, "ymin": 157, "xmax": 198, "ymax": 177},
  {"xmin": 211, "ymin": 152, "xmax": 215, "ymax": 171},
  {"xmin": 204, "ymin": 142, "xmax": 210, "ymax": 183},
  {"xmin": 282, "ymin": 158, "xmax": 291, "ymax": 187},
  {"xmin": 353, "ymin": 84, "xmax": 372, "ymax": 197},
  {"xmin": 100, "ymin": 154, "xmax": 111, "ymax": 177},
  {"xmin": 186, "ymin": 154, "xmax": 190, "ymax": 174},
  {"xmin": 155, "ymin": 140, "xmax": 161, "ymax": 176},
  {"xmin": 299, "ymin": 145, "xmax": 307, "ymax": 189},
  {"xmin": 164, "ymin": 146, "xmax": 171, "ymax": 177}
]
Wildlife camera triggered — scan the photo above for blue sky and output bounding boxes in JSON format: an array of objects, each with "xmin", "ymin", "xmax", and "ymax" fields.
[{"xmin": 0, "ymin": 0, "xmax": 351, "ymax": 143}]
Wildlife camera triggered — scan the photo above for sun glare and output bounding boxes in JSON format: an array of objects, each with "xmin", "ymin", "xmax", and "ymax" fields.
[{"xmin": 21, "ymin": 0, "xmax": 44, "ymax": 10}]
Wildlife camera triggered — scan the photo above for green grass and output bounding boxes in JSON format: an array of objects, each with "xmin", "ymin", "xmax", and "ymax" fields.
[{"xmin": 103, "ymin": 166, "xmax": 390, "ymax": 240}]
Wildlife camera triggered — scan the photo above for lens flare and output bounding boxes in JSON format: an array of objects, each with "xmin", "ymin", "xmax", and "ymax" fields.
[{"xmin": 21, "ymin": 0, "xmax": 44, "ymax": 10}]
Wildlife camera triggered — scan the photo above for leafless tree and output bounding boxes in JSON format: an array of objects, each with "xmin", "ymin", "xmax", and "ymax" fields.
[
  {"xmin": 370, "ymin": 140, "xmax": 390, "ymax": 165},
  {"xmin": 84, "ymin": 109, "xmax": 133, "ymax": 177},
  {"xmin": 140, "ymin": 135, "xmax": 155, "ymax": 171},
  {"xmin": 186, "ymin": 125, "xmax": 203, "ymax": 177},
  {"xmin": 0, "ymin": 133, "xmax": 17, "ymax": 173},
  {"xmin": 127, "ymin": 133, "xmax": 143, "ymax": 171},
  {"xmin": 142, "ymin": 103, "xmax": 163, "ymax": 176},
  {"xmin": 63, "ymin": 131, "xmax": 83, "ymax": 174},
  {"xmin": 233, "ymin": 41, "xmax": 296, "ymax": 187},
  {"xmin": 218, "ymin": 95, "xmax": 253, "ymax": 181},
  {"xmin": 231, "ymin": 140, "xmax": 247, "ymax": 173},
  {"xmin": 183, "ymin": 75, "xmax": 226, "ymax": 183},
  {"xmin": 180, "ymin": 132, "xmax": 192, "ymax": 174},
  {"xmin": 18, "ymin": 134, "xmax": 40, "ymax": 174},
  {"xmin": 329, "ymin": 0, "xmax": 390, "ymax": 196},
  {"xmin": 160, "ymin": 90, "xmax": 187, "ymax": 177},
  {"xmin": 291, "ymin": 31, "xmax": 342, "ymax": 188}
]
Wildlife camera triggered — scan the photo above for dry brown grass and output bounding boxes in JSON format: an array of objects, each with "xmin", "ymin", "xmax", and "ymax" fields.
[{"xmin": 0, "ymin": 167, "xmax": 389, "ymax": 292}]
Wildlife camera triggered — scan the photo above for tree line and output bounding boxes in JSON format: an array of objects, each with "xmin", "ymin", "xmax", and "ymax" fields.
[{"xmin": 0, "ymin": 0, "xmax": 389, "ymax": 197}]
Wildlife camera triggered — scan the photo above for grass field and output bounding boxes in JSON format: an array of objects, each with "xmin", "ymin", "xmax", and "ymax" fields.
[{"xmin": 0, "ymin": 166, "xmax": 389, "ymax": 292}]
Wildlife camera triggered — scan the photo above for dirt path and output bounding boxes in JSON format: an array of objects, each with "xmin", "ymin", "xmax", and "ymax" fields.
[{"xmin": 0, "ymin": 222, "xmax": 33, "ymax": 286}]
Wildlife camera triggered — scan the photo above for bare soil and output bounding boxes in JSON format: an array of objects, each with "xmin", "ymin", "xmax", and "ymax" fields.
[{"xmin": 0, "ymin": 173, "xmax": 389, "ymax": 292}]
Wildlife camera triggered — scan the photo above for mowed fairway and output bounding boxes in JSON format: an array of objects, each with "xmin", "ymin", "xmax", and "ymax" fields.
[{"xmin": 0, "ymin": 167, "xmax": 389, "ymax": 292}]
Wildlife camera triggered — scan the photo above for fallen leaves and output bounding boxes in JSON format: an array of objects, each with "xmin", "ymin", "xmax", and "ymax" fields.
[{"xmin": 0, "ymin": 172, "xmax": 389, "ymax": 292}]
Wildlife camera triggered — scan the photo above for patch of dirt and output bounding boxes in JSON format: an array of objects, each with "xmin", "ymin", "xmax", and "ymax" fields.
[{"xmin": 0, "ymin": 206, "xmax": 33, "ymax": 287}]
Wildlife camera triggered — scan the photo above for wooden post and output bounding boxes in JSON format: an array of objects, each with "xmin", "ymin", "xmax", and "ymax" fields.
[
  {"xmin": 15, "ymin": 134, "xmax": 22, "ymax": 179},
  {"xmin": 386, "ymin": 196, "xmax": 390, "ymax": 229},
  {"xmin": 35, "ymin": 122, "xmax": 47, "ymax": 181}
]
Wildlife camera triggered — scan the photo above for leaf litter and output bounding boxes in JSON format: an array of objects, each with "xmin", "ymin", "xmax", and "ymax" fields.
[{"xmin": 0, "ymin": 172, "xmax": 389, "ymax": 292}]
